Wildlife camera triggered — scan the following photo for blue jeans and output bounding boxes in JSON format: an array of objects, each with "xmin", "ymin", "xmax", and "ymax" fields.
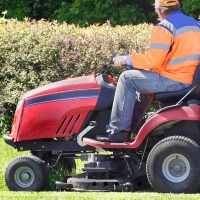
[{"xmin": 108, "ymin": 70, "xmax": 191, "ymax": 132}]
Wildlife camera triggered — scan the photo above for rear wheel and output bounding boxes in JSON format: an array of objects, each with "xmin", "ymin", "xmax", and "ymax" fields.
[
  {"xmin": 146, "ymin": 136, "xmax": 200, "ymax": 193},
  {"xmin": 5, "ymin": 155, "xmax": 48, "ymax": 191}
]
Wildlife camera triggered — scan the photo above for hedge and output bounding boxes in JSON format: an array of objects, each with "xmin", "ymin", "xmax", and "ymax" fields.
[
  {"xmin": 0, "ymin": 17, "xmax": 153, "ymax": 134},
  {"xmin": 0, "ymin": 0, "xmax": 156, "ymax": 26},
  {"xmin": 0, "ymin": 0, "xmax": 199, "ymax": 27}
]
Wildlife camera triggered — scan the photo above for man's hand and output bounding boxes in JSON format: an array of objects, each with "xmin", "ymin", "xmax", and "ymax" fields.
[{"xmin": 113, "ymin": 56, "xmax": 127, "ymax": 66}]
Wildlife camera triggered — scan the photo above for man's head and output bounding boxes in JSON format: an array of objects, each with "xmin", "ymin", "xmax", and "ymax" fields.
[{"xmin": 154, "ymin": 0, "xmax": 180, "ymax": 20}]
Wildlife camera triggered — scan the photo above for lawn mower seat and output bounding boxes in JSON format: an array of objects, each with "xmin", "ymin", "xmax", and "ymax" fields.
[{"xmin": 153, "ymin": 64, "xmax": 200, "ymax": 103}]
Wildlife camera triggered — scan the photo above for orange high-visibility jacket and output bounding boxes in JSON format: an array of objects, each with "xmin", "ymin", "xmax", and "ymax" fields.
[{"xmin": 130, "ymin": 11, "xmax": 200, "ymax": 84}]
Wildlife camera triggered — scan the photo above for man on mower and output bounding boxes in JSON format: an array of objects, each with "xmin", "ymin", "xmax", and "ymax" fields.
[{"xmin": 96, "ymin": 0, "xmax": 200, "ymax": 143}]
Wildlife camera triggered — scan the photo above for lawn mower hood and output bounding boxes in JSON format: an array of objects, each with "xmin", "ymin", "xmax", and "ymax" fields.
[{"xmin": 9, "ymin": 74, "xmax": 116, "ymax": 142}]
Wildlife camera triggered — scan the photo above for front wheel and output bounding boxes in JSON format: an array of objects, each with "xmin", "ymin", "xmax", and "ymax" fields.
[
  {"xmin": 146, "ymin": 136, "xmax": 200, "ymax": 193},
  {"xmin": 5, "ymin": 155, "xmax": 49, "ymax": 191}
]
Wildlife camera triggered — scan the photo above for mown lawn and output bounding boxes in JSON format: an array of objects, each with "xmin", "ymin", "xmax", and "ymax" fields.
[
  {"xmin": 1, "ymin": 137, "xmax": 200, "ymax": 200},
  {"xmin": 2, "ymin": 191, "xmax": 200, "ymax": 200}
]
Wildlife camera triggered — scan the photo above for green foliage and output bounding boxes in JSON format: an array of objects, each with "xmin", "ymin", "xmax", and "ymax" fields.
[
  {"xmin": 0, "ymin": 19, "xmax": 63, "ymax": 129},
  {"xmin": 47, "ymin": 167, "xmax": 70, "ymax": 191},
  {"xmin": 53, "ymin": 0, "xmax": 151, "ymax": 26},
  {"xmin": 59, "ymin": 23, "xmax": 151, "ymax": 77},
  {"xmin": 0, "ymin": 0, "xmax": 156, "ymax": 26},
  {"xmin": 0, "ymin": 115, "xmax": 13, "ymax": 136},
  {"xmin": 181, "ymin": 0, "xmax": 200, "ymax": 19},
  {"xmin": 0, "ymin": 0, "xmax": 199, "ymax": 26},
  {"xmin": 0, "ymin": 0, "xmax": 63, "ymax": 21},
  {"xmin": 0, "ymin": 0, "xmax": 200, "ymax": 26}
]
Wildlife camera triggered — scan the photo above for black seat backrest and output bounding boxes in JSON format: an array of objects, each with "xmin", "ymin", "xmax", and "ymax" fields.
[{"xmin": 154, "ymin": 64, "xmax": 200, "ymax": 103}]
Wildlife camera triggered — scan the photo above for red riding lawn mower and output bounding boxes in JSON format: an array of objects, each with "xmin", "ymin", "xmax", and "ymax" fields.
[{"xmin": 3, "ymin": 64, "xmax": 200, "ymax": 193}]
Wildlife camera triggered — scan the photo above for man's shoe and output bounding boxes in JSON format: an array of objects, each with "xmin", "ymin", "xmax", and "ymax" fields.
[{"xmin": 96, "ymin": 130, "xmax": 131, "ymax": 143}]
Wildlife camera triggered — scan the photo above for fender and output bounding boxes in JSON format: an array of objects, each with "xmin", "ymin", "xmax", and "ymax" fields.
[
  {"xmin": 83, "ymin": 105, "xmax": 200, "ymax": 149},
  {"xmin": 134, "ymin": 105, "xmax": 200, "ymax": 147}
]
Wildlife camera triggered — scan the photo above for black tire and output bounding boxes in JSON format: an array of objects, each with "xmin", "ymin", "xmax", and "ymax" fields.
[
  {"xmin": 5, "ymin": 155, "xmax": 49, "ymax": 191},
  {"xmin": 146, "ymin": 136, "xmax": 200, "ymax": 193}
]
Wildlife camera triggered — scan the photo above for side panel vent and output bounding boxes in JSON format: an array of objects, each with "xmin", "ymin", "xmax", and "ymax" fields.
[{"xmin": 56, "ymin": 114, "xmax": 81, "ymax": 136}]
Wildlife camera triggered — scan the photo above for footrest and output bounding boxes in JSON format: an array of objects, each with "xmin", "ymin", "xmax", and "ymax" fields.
[{"xmin": 83, "ymin": 137, "xmax": 135, "ymax": 149}]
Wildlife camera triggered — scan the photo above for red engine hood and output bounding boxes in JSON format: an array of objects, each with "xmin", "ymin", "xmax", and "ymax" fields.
[
  {"xmin": 11, "ymin": 75, "xmax": 101, "ymax": 142},
  {"xmin": 21, "ymin": 75, "xmax": 100, "ymax": 99}
]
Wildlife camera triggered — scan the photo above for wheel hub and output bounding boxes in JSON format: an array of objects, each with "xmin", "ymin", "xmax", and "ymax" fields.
[
  {"xmin": 21, "ymin": 172, "xmax": 31, "ymax": 182},
  {"xmin": 15, "ymin": 166, "xmax": 34, "ymax": 187},
  {"xmin": 162, "ymin": 153, "xmax": 190, "ymax": 183},
  {"xmin": 173, "ymin": 163, "xmax": 182, "ymax": 172}
]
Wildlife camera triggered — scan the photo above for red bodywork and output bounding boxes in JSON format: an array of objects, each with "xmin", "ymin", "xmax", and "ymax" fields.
[
  {"xmin": 8, "ymin": 73, "xmax": 200, "ymax": 149},
  {"xmin": 10, "ymin": 75, "xmax": 101, "ymax": 142},
  {"xmin": 83, "ymin": 105, "xmax": 200, "ymax": 148}
]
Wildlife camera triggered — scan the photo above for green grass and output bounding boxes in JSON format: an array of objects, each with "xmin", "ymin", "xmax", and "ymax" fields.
[
  {"xmin": 1, "ymin": 191, "xmax": 200, "ymax": 200},
  {"xmin": 1, "ymin": 137, "xmax": 200, "ymax": 200}
]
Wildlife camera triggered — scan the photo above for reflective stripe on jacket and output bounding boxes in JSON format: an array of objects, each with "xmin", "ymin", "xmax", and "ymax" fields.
[{"xmin": 131, "ymin": 11, "xmax": 200, "ymax": 84}]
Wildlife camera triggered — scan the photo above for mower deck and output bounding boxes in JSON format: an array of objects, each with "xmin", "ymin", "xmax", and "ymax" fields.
[
  {"xmin": 54, "ymin": 172, "xmax": 148, "ymax": 192},
  {"xmin": 55, "ymin": 174, "xmax": 134, "ymax": 192},
  {"xmin": 54, "ymin": 152, "xmax": 149, "ymax": 192}
]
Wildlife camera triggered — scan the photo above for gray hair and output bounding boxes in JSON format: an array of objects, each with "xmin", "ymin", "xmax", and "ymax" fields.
[{"xmin": 159, "ymin": 4, "xmax": 181, "ymax": 15}]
